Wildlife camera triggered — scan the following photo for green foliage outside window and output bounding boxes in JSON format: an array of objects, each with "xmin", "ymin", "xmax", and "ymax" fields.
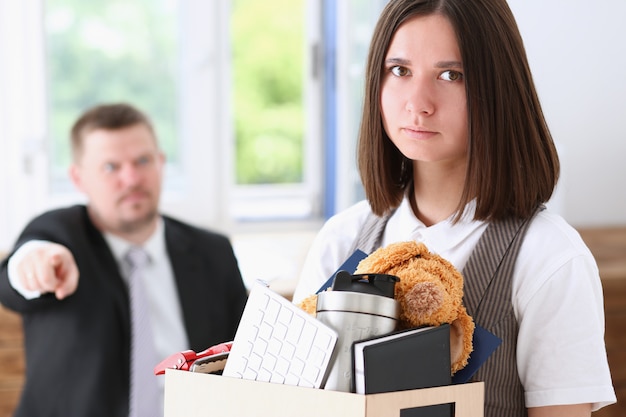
[
  {"xmin": 46, "ymin": 0, "xmax": 178, "ymax": 171},
  {"xmin": 46, "ymin": 0, "xmax": 305, "ymax": 186},
  {"xmin": 231, "ymin": 0, "xmax": 304, "ymax": 184}
]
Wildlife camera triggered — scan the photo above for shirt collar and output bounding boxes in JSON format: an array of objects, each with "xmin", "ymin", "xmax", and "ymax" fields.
[
  {"xmin": 385, "ymin": 197, "xmax": 484, "ymax": 253},
  {"xmin": 104, "ymin": 217, "xmax": 166, "ymax": 264}
]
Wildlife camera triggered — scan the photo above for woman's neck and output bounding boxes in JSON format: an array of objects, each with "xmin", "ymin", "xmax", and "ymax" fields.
[{"xmin": 410, "ymin": 161, "xmax": 466, "ymax": 226}]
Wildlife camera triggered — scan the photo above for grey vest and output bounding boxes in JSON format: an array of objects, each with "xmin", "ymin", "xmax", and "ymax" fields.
[{"xmin": 350, "ymin": 208, "xmax": 541, "ymax": 417}]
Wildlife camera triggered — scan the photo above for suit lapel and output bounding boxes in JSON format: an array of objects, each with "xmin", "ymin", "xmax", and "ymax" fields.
[
  {"xmin": 83, "ymin": 213, "xmax": 131, "ymax": 325},
  {"xmin": 163, "ymin": 218, "xmax": 207, "ymax": 348}
]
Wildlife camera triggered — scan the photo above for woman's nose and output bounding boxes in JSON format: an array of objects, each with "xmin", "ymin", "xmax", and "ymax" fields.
[{"xmin": 405, "ymin": 78, "xmax": 435, "ymax": 115}]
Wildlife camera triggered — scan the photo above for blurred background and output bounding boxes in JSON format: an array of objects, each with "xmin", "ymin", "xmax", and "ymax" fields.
[{"xmin": 0, "ymin": 0, "xmax": 625, "ymax": 290}]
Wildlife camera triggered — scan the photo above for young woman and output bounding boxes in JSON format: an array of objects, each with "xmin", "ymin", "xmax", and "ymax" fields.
[{"xmin": 293, "ymin": 1, "xmax": 616, "ymax": 416}]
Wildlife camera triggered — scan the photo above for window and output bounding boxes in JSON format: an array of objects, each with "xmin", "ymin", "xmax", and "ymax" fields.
[
  {"xmin": 231, "ymin": 0, "xmax": 305, "ymax": 186},
  {"xmin": 45, "ymin": 0, "xmax": 180, "ymax": 189},
  {"xmin": 229, "ymin": 0, "xmax": 321, "ymax": 221},
  {"xmin": 324, "ymin": 0, "xmax": 388, "ymax": 215},
  {"xmin": 0, "ymin": 0, "xmax": 387, "ymax": 251},
  {"xmin": 42, "ymin": 0, "xmax": 322, "ymax": 225}
]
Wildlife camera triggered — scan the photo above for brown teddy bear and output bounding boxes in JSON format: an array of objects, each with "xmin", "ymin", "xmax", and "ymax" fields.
[{"xmin": 298, "ymin": 241, "xmax": 474, "ymax": 374}]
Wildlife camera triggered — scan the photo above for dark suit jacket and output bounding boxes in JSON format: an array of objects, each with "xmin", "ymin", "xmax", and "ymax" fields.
[{"xmin": 0, "ymin": 205, "xmax": 248, "ymax": 417}]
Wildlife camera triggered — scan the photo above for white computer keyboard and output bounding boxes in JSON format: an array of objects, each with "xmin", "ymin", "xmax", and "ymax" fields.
[{"xmin": 223, "ymin": 282, "xmax": 338, "ymax": 389}]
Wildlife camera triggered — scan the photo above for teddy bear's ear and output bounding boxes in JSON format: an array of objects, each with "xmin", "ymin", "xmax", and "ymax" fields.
[
  {"xmin": 449, "ymin": 307, "xmax": 475, "ymax": 374},
  {"xmin": 297, "ymin": 294, "xmax": 318, "ymax": 317},
  {"xmin": 356, "ymin": 241, "xmax": 429, "ymax": 274}
]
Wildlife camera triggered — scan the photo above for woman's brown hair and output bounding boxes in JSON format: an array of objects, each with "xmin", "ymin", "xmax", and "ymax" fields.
[{"xmin": 358, "ymin": 0, "xmax": 559, "ymax": 221}]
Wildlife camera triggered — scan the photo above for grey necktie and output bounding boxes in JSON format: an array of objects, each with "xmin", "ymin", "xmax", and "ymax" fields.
[{"xmin": 124, "ymin": 247, "xmax": 162, "ymax": 417}]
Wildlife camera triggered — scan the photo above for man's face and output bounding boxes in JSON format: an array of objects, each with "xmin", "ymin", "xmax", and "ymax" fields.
[{"xmin": 70, "ymin": 124, "xmax": 165, "ymax": 236}]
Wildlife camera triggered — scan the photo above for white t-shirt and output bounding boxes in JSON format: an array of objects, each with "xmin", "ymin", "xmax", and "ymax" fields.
[{"xmin": 294, "ymin": 198, "xmax": 616, "ymax": 410}]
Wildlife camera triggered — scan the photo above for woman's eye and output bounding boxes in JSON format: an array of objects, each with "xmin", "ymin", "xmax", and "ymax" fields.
[
  {"xmin": 440, "ymin": 70, "xmax": 463, "ymax": 82},
  {"xmin": 390, "ymin": 66, "xmax": 410, "ymax": 77}
]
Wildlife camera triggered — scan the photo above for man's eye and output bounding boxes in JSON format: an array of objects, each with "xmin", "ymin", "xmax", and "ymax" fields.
[
  {"xmin": 390, "ymin": 66, "xmax": 410, "ymax": 77},
  {"xmin": 136, "ymin": 156, "xmax": 151, "ymax": 166},
  {"xmin": 440, "ymin": 70, "xmax": 463, "ymax": 82},
  {"xmin": 103, "ymin": 163, "xmax": 118, "ymax": 172}
]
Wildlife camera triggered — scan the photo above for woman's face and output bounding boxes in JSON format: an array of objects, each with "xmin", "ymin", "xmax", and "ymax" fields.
[{"xmin": 380, "ymin": 13, "xmax": 468, "ymax": 169}]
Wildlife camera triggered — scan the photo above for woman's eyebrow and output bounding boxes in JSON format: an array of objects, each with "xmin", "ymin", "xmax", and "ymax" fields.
[
  {"xmin": 385, "ymin": 57, "xmax": 411, "ymax": 66},
  {"xmin": 435, "ymin": 60, "xmax": 463, "ymax": 68},
  {"xmin": 384, "ymin": 58, "xmax": 463, "ymax": 68}
]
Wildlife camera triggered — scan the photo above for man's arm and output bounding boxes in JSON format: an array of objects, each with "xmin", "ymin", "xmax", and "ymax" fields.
[{"xmin": 8, "ymin": 241, "xmax": 79, "ymax": 300}]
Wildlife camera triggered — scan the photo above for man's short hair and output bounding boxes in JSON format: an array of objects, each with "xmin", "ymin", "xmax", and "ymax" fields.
[{"xmin": 70, "ymin": 103, "xmax": 156, "ymax": 161}]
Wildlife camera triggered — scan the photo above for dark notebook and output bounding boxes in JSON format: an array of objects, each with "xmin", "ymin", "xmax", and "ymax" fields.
[{"xmin": 352, "ymin": 324, "xmax": 451, "ymax": 394}]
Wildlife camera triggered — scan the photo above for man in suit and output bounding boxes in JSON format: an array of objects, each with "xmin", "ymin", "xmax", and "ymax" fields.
[{"xmin": 0, "ymin": 103, "xmax": 248, "ymax": 417}]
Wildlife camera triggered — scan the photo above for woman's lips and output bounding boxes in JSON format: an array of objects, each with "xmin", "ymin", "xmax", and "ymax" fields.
[{"xmin": 402, "ymin": 127, "xmax": 437, "ymax": 140}]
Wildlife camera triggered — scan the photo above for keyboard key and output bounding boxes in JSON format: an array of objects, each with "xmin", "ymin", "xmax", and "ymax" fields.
[
  {"xmin": 273, "ymin": 321, "xmax": 288, "ymax": 340},
  {"xmin": 258, "ymin": 367, "xmax": 272, "ymax": 383},
  {"xmin": 280, "ymin": 341, "xmax": 296, "ymax": 360},
  {"xmin": 307, "ymin": 345, "xmax": 327, "ymax": 368},
  {"xmin": 314, "ymin": 330, "xmax": 335, "ymax": 350},
  {"xmin": 265, "ymin": 298, "xmax": 281, "ymax": 324},
  {"xmin": 302, "ymin": 363, "xmax": 321, "ymax": 386},
  {"xmin": 242, "ymin": 366, "xmax": 258, "ymax": 381},
  {"xmin": 296, "ymin": 323, "xmax": 316, "ymax": 359},
  {"xmin": 285, "ymin": 315, "xmax": 305, "ymax": 345},
  {"xmin": 275, "ymin": 357, "xmax": 290, "ymax": 376},
  {"xmin": 252, "ymin": 337, "xmax": 268, "ymax": 357},
  {"xmin": 258, "ymin": 320, "xmax": 273, "ymax": 341},
  {"xmin": 262, "ymin": 352, "xmax": 277, "ymax": 372},
  {"xmin": 289, "ymin": 357, "xmax": 305, "ymax": 377},
  {"xmin": 277, "ymin": 304, "xmax": 293, "ymax": 324},
  {"xmin": 267, "ymin": 338, "xmax": 282, "ymax": 357},
  {"xmin": 285, "ymin": 373, "xmax": 300, "ymax": 387},
  {"xmin": 227, "ymin": 355, "xmax": 248, "ymax": 376},
  {"xmin": 270, "ymin": 372, "xmax": 285, "ymax": 384}
]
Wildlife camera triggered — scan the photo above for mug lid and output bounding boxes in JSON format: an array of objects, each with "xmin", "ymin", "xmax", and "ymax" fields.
[{"xmin": 331, "ymin": 270, "xmax": 400, "ymax": 298}]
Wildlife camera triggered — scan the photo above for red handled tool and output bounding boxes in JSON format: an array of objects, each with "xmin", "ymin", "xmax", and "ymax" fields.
[{"xmin": 154, "ymin": 341, "xmax": 233, "ymax": 375}]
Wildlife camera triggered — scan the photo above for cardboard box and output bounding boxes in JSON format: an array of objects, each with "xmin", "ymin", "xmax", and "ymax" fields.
[{"xmin": 164, "ymin": 370, "xmax": 484, "ymax": 417}]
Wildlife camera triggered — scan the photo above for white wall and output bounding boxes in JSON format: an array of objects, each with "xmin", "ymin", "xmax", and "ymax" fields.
[{"xmin": 508, "ymin": 0, "xmax": 626, "ymax": 227}]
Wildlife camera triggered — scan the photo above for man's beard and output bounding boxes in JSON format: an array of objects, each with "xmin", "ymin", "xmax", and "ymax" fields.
[{"xmin": 116, "ymin": 208, "xmax": 159, "ymax": 234}]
